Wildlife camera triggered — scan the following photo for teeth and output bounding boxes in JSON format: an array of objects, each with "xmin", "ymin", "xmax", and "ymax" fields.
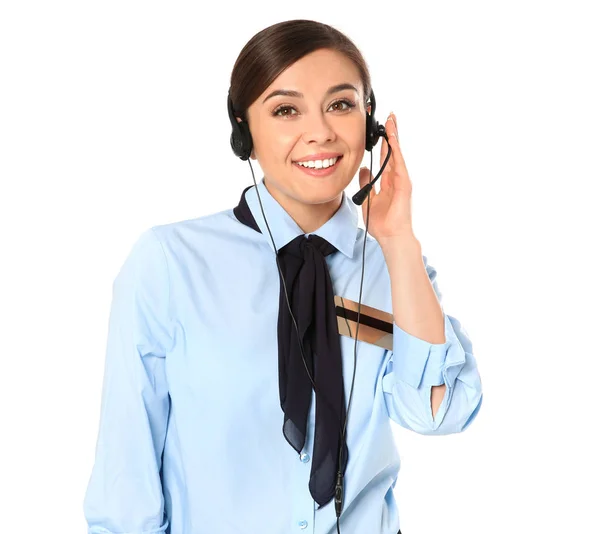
[{"xmin": 295, "ymin": 157, "xmax": 339, "ymax": 169}]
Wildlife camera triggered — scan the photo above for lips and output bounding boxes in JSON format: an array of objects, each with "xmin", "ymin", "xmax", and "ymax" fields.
[
  {"xmin": 293, "ymin": 152, "xmax": 343, "ymax": 163},
  {"xmin": 293, "ymin": 155, "xmax": 343, "ymax": 177}
]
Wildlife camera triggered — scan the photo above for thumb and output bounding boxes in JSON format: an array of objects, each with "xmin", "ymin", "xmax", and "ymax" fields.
[{"xmin": 358, "ymin": 166, "xmax": 372, "ymax": 188}]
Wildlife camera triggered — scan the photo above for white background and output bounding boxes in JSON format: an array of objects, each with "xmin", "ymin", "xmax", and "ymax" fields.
[{"xmin": 1, "ymin": 1, "xmax": 599, "ymax": 532}]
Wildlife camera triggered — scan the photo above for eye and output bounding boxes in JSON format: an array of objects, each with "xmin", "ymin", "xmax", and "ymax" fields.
[
  {"xmin": 272, "ymin": 105, "xmax": 298, "ymax": 118},
  {"xmin": 272, "ymin": 98, "xmax": 356, "ymax": 118},
  {"xmin": 329, "ymin": 99, "xmax": 356, "ymax": 112}
]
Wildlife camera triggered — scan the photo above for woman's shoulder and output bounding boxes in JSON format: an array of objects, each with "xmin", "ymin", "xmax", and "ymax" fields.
[{"xmin": 149, "ymin": 207, "xmax": 242, "ymax": 245}]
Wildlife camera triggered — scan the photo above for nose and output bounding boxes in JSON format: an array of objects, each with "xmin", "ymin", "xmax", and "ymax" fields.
[{"xmin": 300, "ymin": 111, "xmax": 336, "ymax": 145}]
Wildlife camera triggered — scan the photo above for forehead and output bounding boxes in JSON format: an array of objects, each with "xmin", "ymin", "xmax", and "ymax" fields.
[{"xmin": 260, "ymin": 49, "xmax": 362, "ymax": 100}]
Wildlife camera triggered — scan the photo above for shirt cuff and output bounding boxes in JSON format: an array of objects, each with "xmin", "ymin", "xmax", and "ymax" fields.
[{"xmin": 391, "ymin": 313, "xmax": 464, "ymax": 389}]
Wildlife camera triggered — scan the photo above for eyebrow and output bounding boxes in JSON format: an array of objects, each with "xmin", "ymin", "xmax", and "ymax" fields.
[{"xmin": 262, "ymin": 83, "xmax": 359, "ymax": 104}]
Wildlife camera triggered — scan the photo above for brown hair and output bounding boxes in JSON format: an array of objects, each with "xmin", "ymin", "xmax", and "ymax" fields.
[{"xmin": 229, "ymin": 19, "xmax": 372, "ymax": 121}]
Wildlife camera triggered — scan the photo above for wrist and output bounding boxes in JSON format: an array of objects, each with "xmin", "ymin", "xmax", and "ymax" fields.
[{"xmin": 378, "ymin": 233, "xmax": 422, "ymax": 258}]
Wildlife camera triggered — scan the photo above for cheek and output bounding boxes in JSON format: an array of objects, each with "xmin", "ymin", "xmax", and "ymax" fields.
[
  {"xmin": 347, "ymin": 131, "xmax": 367, "ymax": 161},
  {"xmin": 258, "ymin": 131, "xmax": 295, "ymax": 160},
  {"xmin": 254, "ymin": 136, "xmax": 293, "ymax": 165},
  {"xmin": 345, "ymin": 122, "xmax": 366, "ymax": 152}
]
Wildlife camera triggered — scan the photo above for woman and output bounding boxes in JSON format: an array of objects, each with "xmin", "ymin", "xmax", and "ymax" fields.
[{"xmin": 83, "ymin": 19, "xmax": 483, "ymax": 534}]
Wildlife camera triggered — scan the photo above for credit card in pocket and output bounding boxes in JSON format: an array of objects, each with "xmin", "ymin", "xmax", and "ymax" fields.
[{"xmin": 334, "ymin": 295, "xmax": 394, "ymax": 351}]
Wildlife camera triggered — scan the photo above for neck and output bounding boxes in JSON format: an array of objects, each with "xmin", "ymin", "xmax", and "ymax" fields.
[{"xmin": 263, "ymin": 179, "xmax": 343, "ymax": 234}]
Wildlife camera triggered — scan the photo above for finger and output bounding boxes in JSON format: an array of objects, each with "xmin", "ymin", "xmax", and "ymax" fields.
[
  {"xmin": 391, "ymin": 111, "xmax": 398, "ymax": 133},
  {"xmin": 387, "ymin": 129, "xmax": 408, "ymax": 176},
  {"xmin": 377, "ymin": 115, "xmax": 397, "ymax": 190},
  {"xmin": 358, "ymin": 166, "xmax": 372, "ymax": 188},
  {"xmin": 359, "ymin": 166, "xmax": 379, "ymax": 194},
  {"xmin": 382, "ymin": 115, "xmax": 395, "ymax": 169},
  {"xmin": 358, "ymin": 167, "xmax": 377, "ymax": 203},
  {"xmin": 382, "ymin": 112, "xmax": 407, "ymax": 176}
]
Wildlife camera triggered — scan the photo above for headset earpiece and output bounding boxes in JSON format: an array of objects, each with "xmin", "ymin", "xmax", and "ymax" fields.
[
  {"xmin": 228, "ymin": 90, "xmax": 253, "ymax": 161},
  {"xmin": 365, "ymin": 89, "xmax": 383, "ymax": 152}
]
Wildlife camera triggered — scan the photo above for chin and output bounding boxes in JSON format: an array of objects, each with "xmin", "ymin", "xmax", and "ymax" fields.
[{"xmin": 299, "ymin": 184, "xmax": 345, "ymax": 205}]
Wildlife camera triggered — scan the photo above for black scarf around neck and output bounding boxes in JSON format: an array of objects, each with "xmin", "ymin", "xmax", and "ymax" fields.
[{"xmin": 233, "ymin": 184, "xmax": 349, "ymax": 508}]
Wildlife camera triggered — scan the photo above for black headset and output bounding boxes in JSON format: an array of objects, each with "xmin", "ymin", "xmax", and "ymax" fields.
[{"xmin": 227, "ymin": 87, "xmax": 392, "ymax": 533}]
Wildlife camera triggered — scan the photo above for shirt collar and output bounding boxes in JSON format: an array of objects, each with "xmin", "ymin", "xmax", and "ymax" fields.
[{"xmin": 244, "ymin": 177, "xmax": 359, "ymax": 260}]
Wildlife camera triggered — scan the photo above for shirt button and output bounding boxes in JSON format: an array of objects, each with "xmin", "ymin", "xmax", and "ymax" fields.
[
  {"xmin": 300, "ymin": 452, "xmax": 310, "ymax": 463},
  {"xmin": 298, "ymin": 520, "xmax": 308, "ymax": 529}
]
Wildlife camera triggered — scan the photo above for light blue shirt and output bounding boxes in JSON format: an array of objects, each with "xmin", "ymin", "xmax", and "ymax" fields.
[{"xmin": 83, "ymin": 177, "xmax": 483, "ymax": 534}]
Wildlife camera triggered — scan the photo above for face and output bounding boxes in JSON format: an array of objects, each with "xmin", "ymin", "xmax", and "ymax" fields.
[{"xmin": 239, "ymin": 48, "xmax": 370, "ymax": 232}]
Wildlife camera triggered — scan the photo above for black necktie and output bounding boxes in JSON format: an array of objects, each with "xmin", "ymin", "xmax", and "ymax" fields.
[{"xmin": 233, "ymin": 184, "xmax": 349, "ymax": 508}]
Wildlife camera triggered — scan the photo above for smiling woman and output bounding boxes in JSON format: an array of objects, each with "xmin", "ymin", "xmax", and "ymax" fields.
[{"xmin": 83, "ymin": 18, "xmax": 482, "ymax": 534}]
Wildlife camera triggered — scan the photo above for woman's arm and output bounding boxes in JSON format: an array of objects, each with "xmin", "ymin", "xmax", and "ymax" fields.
[
  {"xmin": 380, "ymin": 247, "xmax": 483, "ymax": 434},
  {"xmin": 83, "ymin": 228, "xmax": 172, "ymax": 534}
]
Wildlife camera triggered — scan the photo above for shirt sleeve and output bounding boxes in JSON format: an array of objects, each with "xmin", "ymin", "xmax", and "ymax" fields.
[
  {"xmin": 83, "ymin": 228, "xmax": 172, "ymax": 534},
  {"xmin": 381, "ymin": 255, "xmax": 483, "ymax": 435}
]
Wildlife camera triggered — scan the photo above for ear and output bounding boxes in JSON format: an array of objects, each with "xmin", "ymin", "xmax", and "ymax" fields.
[
  {"xmin": 236, "ymin": 117, "xmax": 243, "ymax": 124},
  {"xmin": 366, "ymin": 103, "xmax": 372, "ymax": 116}
]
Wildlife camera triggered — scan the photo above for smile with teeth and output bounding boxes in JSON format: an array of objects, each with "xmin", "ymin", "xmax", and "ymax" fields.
[{"xmin": 294, "ymin": 156, "xmax": 340, "ymax": 168}]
